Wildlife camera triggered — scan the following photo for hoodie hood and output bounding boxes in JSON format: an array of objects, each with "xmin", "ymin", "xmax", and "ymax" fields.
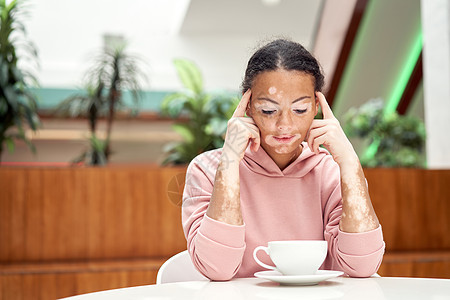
[{"xmin": 242, "ymin": 142, "xmax": 331, "ymax": 178}]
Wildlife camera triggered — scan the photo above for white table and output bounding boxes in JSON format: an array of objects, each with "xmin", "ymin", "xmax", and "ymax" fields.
[{"xmin": 61, "ymin": 276, "xmax": 450, "ymax": 300}]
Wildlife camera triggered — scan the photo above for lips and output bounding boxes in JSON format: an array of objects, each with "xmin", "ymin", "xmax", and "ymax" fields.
[{"xmin": 273, "ymin": 135, "xmax": 295, "ymax": 143}]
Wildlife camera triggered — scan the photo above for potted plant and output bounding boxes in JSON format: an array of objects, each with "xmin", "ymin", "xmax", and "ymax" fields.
[
  {"xmin": 0, "ymin": 0, "xmax": 40, "ymax": 163},
  {"xmin": 55, "ymin": 42, "xmax": 147, "ymax": 165},
  {"xmin": 160, "ymin": 58, "xmax": 238, "ymax": 165},
  {"xmin": 344, "ymin": 99, "xmax": 426, "ymax": 167}
]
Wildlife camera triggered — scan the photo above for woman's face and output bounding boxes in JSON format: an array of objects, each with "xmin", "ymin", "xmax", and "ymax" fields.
[{"xmin": 248, "ymin": 69, "xmax": 318, "ymax": 163}]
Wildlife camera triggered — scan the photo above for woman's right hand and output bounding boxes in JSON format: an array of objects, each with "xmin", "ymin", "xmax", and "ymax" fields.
[{"xmin": 222, "ymin": 90, "xmax": 260, "ymax": 163}]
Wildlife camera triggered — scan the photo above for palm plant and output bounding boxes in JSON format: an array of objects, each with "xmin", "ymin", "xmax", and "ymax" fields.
[
  {"xmin": 0, "ymin": 0, "xmax": 40, "ymax": 162},
  {"xmin": 344, "ymin": 99, "xmax": 426, "ymax": 167},
  {"xmin": 55, "ymin": 42, "xmax": 147, "ymax": 165},
  {"xmin": 161, "ymin": 58, "xmax": 238, "ymax": 165}
]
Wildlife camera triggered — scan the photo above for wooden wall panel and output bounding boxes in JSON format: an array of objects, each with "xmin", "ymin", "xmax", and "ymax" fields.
[
  {"xmin": 363, "ymin": 169, "xmax": 450, "ymax": 251},
  {"xmin": 1, "ymin": 262, "xmax": 160, "ymax": 300},
  {"xmin": 379, "ymin": 252, "xmax": 450, "ymax": 278},
  {"xmin": 1, "ymin": 167, "xmax": 450, "ymax": 259},
  {"xmin": 0, "ymin": 166, "xmax": 187, "ymax": 263}
]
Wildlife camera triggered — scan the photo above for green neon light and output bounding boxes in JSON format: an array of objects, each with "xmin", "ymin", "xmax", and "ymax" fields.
[
  {"xmin": 364, "ymin": 30, "xmax": 423, "ymax": 160},
  {"xmin": 362, "ymin": 139, "xmax": 379, "ymax": 161},
  {"xmin": 384, "ymin": 31, "xmax": 423, "ymax": 114}
]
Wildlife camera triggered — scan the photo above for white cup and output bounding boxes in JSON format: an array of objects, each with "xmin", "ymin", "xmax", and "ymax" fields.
[{"xmin": 253, "ymin": 240, "xmax": 327, "ymax": 276}]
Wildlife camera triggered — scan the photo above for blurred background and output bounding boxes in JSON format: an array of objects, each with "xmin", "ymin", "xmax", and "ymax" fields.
[
  {"xmin": 2, "ymin": 0, "xmax": 441, "ymax": 167},
  {"xmin": 1, "ymin": 0, "xmax": 449, "ymax": 299}
]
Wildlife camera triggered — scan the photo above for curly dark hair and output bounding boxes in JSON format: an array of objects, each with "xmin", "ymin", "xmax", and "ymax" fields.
[{"xmin": 241, "ymin": 39, "xmax": 324, "ymax": 94}]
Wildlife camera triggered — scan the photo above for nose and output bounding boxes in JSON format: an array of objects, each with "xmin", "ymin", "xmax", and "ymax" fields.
[{"xmin": 276, "ymin": 111, "xmax": 293, "ymax": 131}]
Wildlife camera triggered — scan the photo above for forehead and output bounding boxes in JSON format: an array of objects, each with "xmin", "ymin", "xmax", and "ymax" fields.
[{"xmin": 252, "ymin": 69, "xmax": 315, "ymax": 94}]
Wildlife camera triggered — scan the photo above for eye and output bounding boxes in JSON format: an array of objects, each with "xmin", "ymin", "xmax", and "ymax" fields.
[
  {"xmin": 294, "ymin": 109, "xmax": 307, "ymax": 114},
  {"xmin": 262, "ymin": 109, "xmax": 276, "ymax": 115}
]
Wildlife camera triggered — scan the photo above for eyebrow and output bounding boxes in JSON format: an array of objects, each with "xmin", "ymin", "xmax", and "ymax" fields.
[{"xmin": 256, "ymin": 96, "xmax": 311, "ymax": 105}]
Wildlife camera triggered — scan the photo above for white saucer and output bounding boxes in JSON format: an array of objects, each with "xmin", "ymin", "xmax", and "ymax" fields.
[{"xmin": 254, "ymin": 270, "xmax": 344, "ymax": 286}]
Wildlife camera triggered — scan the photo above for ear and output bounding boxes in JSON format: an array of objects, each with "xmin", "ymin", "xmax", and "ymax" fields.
[
  {"xmin": 314, "ymin": 93, "xmax": 320, "ymax": 116},
  {"xmin": 245, "ymin": 98, "xmax": 252, "ymax": 117}
]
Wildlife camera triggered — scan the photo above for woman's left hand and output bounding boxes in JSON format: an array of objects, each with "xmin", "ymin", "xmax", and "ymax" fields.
[
  {"xmin": 306, "ymin": 92, "xmax": 357, "ymax": 165},
  {"xmin": 309, "ymin": 93, "xmax": 380, "ymax": 233}
]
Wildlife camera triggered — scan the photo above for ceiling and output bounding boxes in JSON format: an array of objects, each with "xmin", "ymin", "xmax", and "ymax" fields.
[
  {"xmin": 180, "ymin": 0, "xmax": 322, "ymax": 39},
  {"xmin": 23, "ymin": 0, "xmax": 324, "ymax": 89}
]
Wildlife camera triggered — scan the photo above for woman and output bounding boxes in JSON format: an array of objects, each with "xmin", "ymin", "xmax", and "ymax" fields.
[{"xmin": 182, "ymin": 39, "xmax": 385, "ymax": 280}]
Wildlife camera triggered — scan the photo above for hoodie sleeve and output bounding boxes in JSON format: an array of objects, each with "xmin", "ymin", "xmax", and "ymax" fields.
[
  {"xmin": 321, "ymin": 157, "xmax": 385, "ymax": 277},
  {"xmin": 181, "ymin": 152, "xmax": 246, "ymax": 281}
]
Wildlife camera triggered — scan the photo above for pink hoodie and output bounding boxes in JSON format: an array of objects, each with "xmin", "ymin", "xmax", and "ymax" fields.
[{"xmin": 182, "ymin": 143, "xmax": 385, "ymax": 280}]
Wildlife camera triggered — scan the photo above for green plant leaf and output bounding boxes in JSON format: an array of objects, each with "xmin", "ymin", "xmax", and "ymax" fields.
[
  {"xmin": 0, "ymin": 0, "xmax": 41, "ymax": 158},
  {"xmin": 83, "ymin": 134, "xmax": 108, "ymax": 166},
  {"xmin": 71, "ymin": 151, "xmax": 88, "ymax": 165},
  {"xmin": 3, "ymin": 85, "xmax": 18, "ymax": 109},
  {"xmin": 11, "ymin": 65, "xmax": 25, "ymax": 83},
  {"xmin": 6, "ymin": 0, "xmax": 18, "ymax": 12},
  {"xmin": 344, "ymin": 98, "xmax": 426, "ymax": 167},
  {"xmin": 5, "ymin": 136, "xmax": 15, "ymax": 153},
  {"xmin": 225, "ymin": 97, "xmax": 240, "ymax": 118},
  {"xmin": 90, "ymin": 134, "xmax": 106, "ymax": 151},
  {"xmin": 212, "ymin": 137, "xmax": 225, "ymax": 148},
  {"xmin": 0, "ymin": 57, "xmax": 8, "ymax": 85},
  {"xmin": 172, "ymin": 123, "xmax": 195, "ymax": 143},
  {"xmin": 0, "ymin": 96, "xmax": 7, "ymax": 115},
  {"xmin": 160, "ymin": 61, "xmax": 239, "ymax": 165},
  {"xmin": 205, "ymin": 117, "xmax": 227, "ymax": 136},
  {"xmin": 22, "ymin": 106, "xmax": 38, "ymax": 130},
  {"xmin": 173, "ymin": 58, "xmax": 203, "ymax": 94},
  {"xmin": 162, "ymin": 141, "xmax": 181, "ymax": 153},
  {"xmin": 160, "ymin": 92, "xmax": 189, "ymax": 117},
  {"xmin": 161, "ymin": 151, "xmax": 183, "ymax": 166}
]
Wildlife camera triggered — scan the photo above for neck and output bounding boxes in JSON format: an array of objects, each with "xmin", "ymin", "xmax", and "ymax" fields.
[{"xmin": 265, "ymin": 145, "xmax": 303, "ymax": 171}]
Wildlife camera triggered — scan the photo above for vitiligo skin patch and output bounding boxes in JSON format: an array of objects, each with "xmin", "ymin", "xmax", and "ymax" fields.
[
  {"xmin": 268, "ymin": 86, "xmax": 277, "ymax": 95},
  {"xmin": 340, "ymin": 163, "xmax": 379, "ymax": 233},
  {"xmin": 207, "ymin": 160, "xmax": 243, "ymax": 225}
]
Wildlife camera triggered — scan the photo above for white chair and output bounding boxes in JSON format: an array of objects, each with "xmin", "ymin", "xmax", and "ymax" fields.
[{"xmin": 156, "ymin": 250, "xmax": 209, "ymax": 284}]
